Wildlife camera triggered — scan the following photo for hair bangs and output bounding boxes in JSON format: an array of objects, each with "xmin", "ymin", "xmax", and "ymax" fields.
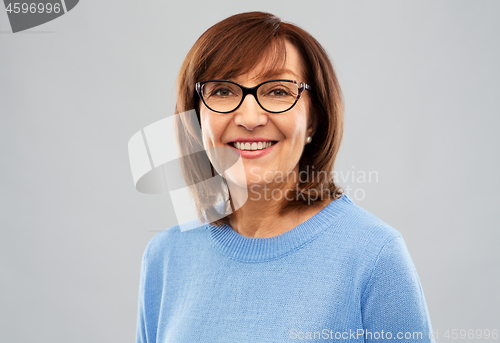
[{"xmin": 198, "ymin": 29, "xmax": 288, "ymax": 83}]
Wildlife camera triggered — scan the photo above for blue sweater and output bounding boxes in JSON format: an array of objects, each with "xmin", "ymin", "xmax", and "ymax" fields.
[{"xmin": 136, "ymin": 195, "xmax": 435, "ymax": 342}]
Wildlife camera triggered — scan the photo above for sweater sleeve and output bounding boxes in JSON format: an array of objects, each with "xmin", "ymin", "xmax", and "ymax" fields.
[
  {"xmin": 135, "ymin": 246, "xmax": 149, "ymax": 343},
  {"xmin": 135, "ymin": 238, "xmax": 163, "ymax": 343},
  {"xmin": 361, "ymin": 235, "xmax": 435, "ymax": 343}
]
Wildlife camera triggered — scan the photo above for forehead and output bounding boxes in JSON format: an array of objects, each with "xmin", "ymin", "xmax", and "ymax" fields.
[{"xmin": 233, "ymin": 40, "xmax": 305, "ymax": 84}]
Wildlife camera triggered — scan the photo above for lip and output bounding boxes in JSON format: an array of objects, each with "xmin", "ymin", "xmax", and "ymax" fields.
[
  {"xmin": 227, "ymin": 141, "xmax": 277, "ymax": 159},
  {"xmin": 228, "ymin": 137, "xmax": 276, "ymax": 143}
]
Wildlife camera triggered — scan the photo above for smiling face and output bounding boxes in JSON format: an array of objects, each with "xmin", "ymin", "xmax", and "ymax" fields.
[{"xmin": 200, "ymin": 40, "xmax": 315, "ymax": 191}]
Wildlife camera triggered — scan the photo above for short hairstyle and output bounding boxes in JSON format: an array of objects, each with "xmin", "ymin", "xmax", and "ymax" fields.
[{"xmin": 175, "ymin": 11, "xmax": 344, "ymax": 226}]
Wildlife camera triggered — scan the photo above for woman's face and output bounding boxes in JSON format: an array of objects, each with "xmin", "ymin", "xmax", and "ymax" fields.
[{"xmin": 200, "ymin": 41, "xmax": 314, "ymax": 190}]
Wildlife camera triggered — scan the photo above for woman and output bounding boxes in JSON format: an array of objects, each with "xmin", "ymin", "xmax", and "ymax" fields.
[{"xmin": 136, "ymin": 12, "xmax": 434, "ymax": 342}]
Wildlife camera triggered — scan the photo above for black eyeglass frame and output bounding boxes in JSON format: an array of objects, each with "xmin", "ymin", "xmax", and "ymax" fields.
[{"xmin": 195, "ymin": 79, "xmax": 312, "ymax": 114}]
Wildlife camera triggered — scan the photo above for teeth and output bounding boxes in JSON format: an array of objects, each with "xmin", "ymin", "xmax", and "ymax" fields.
[{"xmin": 232, "ymin": 141, "xmax": 274, "ymax": 151}]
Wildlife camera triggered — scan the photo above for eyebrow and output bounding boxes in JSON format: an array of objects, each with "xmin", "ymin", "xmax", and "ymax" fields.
[
  {"xmin": 222, "ymin": 67, "xmax": 305, "ymax": 87},
  {"xmin": 260, "ymin": 68, "xmax": 301, "ymax": 80},
  {"xmin": 227, "ymin": 68, "xmax": 303, "ymax": 85}
]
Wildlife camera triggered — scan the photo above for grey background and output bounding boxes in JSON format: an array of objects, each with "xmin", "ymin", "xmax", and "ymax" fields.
[{"xmin": 1, "ymin": 0, "xmax": 498, "ymax": 342}]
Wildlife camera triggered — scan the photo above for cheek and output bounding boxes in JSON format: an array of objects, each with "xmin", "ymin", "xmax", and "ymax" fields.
[
  {"xmin": 283, "ymin": 111, "xmax": 309, "ymax": 144},
  {"xmin": 200, "ymin": 111, "xmax": 219, "ymax": 148},
  {"xmin": 200, "ymin": 109, "xmax": 232, "ymax": 150}
]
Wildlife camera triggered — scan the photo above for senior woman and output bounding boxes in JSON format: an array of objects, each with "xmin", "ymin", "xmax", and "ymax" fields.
[{"xmin": 136, "ymin": 11, "xmax": 434, "ymax": 343}]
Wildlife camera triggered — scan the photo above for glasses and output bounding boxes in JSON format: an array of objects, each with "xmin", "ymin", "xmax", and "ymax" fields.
[{"xmin": 195, "ymin": 79, "xmax": 312, "ymax": 114}]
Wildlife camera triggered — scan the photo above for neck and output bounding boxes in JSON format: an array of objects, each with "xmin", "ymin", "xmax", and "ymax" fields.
[{"xmin": 225, "ymin": 168, "xmax": 327, "ymax": 238}]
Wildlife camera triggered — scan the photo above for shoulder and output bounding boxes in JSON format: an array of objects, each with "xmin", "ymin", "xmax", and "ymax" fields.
[
  {"xmin": 317, "ymin": 195, "xmax": 411, "ymax": 272},
  {"xmin": 328, "ymin": 196, "xmax": 422, "ymax": 288},
  {"xmin": 141, "ymin": 220, "xmax": 208, "ymax": 264},
  {"xmin": 141, "ymin": 226, "xmax": 178, "ymax": 260},
  {"xmin": 329, "ymin": 194, "xmax": 403, "ymax": 246}
]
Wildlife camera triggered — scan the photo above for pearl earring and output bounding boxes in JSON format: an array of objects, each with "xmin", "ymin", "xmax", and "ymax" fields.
[{"xmin": 306, "ymin": 136, "xmax": 312, "ymax": 144}]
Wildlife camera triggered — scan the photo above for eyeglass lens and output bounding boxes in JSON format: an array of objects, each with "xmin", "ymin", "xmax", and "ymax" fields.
[{"xmin": 201, "ymin": 81, "xmax": 300, "ymax": 113}]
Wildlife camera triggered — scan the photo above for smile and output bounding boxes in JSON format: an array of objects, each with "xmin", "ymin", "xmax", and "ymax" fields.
[{"xmin": 231, "ymin": 141, "xmax": 278, "ymax": 151}]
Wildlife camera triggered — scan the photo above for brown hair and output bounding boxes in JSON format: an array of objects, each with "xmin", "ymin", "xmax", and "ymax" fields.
[{"xmin": 174, "ymin": 11, "xmax": 344, "ymax": 226}]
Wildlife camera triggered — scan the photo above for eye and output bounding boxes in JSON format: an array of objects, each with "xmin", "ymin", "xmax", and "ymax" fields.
[
  {"xmin": 212, "ymin": 88, "xmax": 234, "ymax": 97},
  {"xmin": 267, "ymin": 88, "xmax": 291, "ymax": 97}
]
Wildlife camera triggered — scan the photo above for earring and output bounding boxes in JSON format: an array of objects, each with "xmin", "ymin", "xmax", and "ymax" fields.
[{"xmin": 306, "ymin": 136, "xmax": 312, "ymax": 144}]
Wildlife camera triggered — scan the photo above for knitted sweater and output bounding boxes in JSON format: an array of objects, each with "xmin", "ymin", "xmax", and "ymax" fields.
[{"xmin": 135, "ymin": 194, "xmax": 435, "ymax": 342}]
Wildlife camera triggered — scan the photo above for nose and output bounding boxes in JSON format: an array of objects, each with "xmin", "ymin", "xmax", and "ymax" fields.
[{"xmin": 233, "ymin": 94, "xmax": 268, "ymax": 131}]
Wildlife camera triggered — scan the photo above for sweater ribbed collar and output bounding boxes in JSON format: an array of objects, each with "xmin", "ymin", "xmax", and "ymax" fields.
[{"xmin": 207, "ymin": 194, "xmax": 352, "ymax": 263}]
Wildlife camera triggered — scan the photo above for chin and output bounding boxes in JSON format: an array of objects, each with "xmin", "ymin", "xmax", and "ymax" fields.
[{"xmin": 224, "ymin": 173, "xmax": 262, "ymax": 189}]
